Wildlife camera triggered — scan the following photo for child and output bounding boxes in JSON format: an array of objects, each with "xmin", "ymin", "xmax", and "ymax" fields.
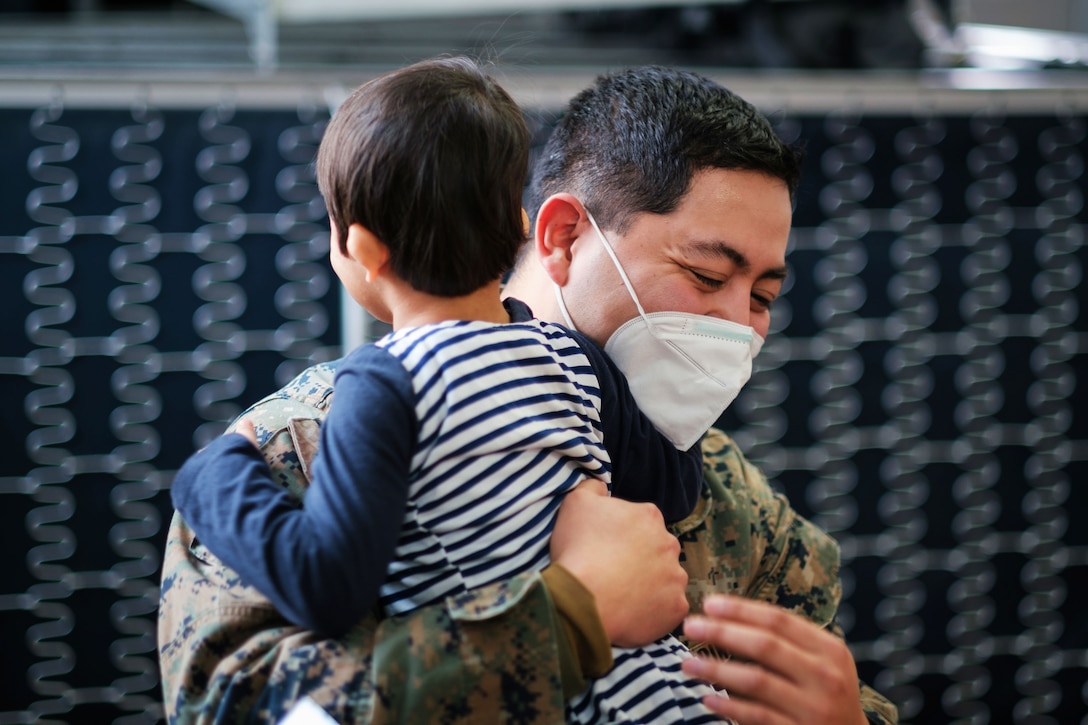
[{"xmin": 171, "ymin": 57, "xmax": 724, "ymax": 723}]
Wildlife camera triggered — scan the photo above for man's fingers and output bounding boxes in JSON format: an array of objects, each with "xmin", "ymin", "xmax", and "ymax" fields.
[
  {"xmin": 682, "ymin": 624, "xmax": 811, "ymax": 725},
  {"xmin": 684, "ymin": 595, "xmax": 866, "ymax": 724},
  {"xmin": 684, "ymin": 614, "xmax": 808, "ymax": 683},
  {"xmin": 684, "ymin": 654, "xmax": 793, "ymax": 699},
  {"xmin": 701, "ymin": 595, "xmax": 834, "ymax": 656},
  {"xmin": 683, "ymin": 653, "xmax": 798, "ymax": 717},
  {"xmin": 698, "ymin": 690, "xmax": 795, "ymax": 725}
]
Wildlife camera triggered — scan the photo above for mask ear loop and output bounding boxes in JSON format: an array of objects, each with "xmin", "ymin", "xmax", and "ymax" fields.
[
  {"xmin": 553, "ymin": 283, "xmax": 577, "ymax": 329},
  {"xmin": 584, "ymin": 210, "xmax": 662, "ymax": 339}
]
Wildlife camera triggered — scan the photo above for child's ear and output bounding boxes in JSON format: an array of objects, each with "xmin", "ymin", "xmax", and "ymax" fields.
[
  {"xmin": 534, "ymin": 194, "xmax": 587, "ymax": 287},
  {"xmin": 345, "ymin": 223, "xmax": 390, "ymax": 283}
]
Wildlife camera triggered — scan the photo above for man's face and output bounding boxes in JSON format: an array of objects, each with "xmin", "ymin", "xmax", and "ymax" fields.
[{"xmin": 563, "ymin": 167, "xmax": 792, "ymax": 346}]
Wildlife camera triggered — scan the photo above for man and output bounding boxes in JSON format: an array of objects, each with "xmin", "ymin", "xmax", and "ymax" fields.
[{"xmin": 158, "ymin": 65, "xmax": 898, "ymax": 724}]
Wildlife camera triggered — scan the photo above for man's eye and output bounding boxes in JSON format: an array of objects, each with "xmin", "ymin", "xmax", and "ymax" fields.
[
  {"xmin": 690, "ymin": 269, "xmax": 724, "ymax": 289},
  {"xmin": 752, "ymin": 293, "xmax": 775, "ymax": 310}
]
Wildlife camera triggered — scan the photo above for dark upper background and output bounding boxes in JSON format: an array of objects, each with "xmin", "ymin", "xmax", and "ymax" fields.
[
  {"xmin": 3, "ymin": 0, "xmax": 928, "ymax": 70},
  {"xmin": 0, "ymin": 0, "xmax": 972, "ymax": 73}
]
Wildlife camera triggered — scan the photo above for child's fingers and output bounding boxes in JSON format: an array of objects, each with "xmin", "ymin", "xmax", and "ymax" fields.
[{"xmin": 235, "ymin": 418, "xmax": 259, "ymax": 446}]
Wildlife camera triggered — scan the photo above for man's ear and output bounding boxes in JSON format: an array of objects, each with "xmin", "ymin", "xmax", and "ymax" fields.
[
  {"xmin": 534, "ymin": 194, "xmax": 588, "ymax": 287},
  {"xmin": 345, "ymin": 223, "xmax": 390, "ymax": 283}
]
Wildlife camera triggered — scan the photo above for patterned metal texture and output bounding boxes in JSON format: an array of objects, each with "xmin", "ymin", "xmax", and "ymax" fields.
[
  {"xmin": 1, "ymin": 77, "xmax": 1085, "ymax": 723},
  {"xmin": 1, "ymin": 94, "xmax": 340, "ymax": 724}
]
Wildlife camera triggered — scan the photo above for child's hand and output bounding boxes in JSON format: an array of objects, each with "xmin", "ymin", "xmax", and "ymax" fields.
[{"xmin": 234, "ymin": 418, "xmax": 259, "ymax": 447}]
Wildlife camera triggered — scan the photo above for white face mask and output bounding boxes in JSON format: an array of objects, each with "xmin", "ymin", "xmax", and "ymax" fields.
[{"xmin": 554, "ymin": 210, "xmax": 764, "ymax": 450}]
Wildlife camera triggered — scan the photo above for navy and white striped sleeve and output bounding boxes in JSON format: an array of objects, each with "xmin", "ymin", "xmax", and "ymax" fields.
[
  {"xmin": 171, "ymin": 344, "xmax": 417, "ymax": 636},
  {"xmin": 563, "ymin": 330, "xmax": 704, "ymax": 523}
]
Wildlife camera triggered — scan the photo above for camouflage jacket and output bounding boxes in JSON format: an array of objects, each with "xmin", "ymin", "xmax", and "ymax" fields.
[{"xmin": 158, "ymin": 361, "xmax": 898, "ymax": 724}]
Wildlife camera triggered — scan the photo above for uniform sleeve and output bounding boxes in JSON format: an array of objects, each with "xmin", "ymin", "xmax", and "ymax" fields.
[
  {"xmin": 169, "ymin": 345, "xmax": 417, "ymax": 637},
  {"xmin": 677, "ymin": 429, "xmax": 899, "ymax": 723},
  {"xmin": 566, "ymin": 329, "xmax": 704, "ymax": 523}
]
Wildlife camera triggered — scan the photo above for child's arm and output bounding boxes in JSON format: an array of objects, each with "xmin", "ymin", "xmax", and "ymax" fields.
[
  {"xmin": 566, "ymin": 330, "xmax": 704, "ymax": 523},
  {"xmin": 170, "ymin": 344, "xmax": 417, "ymax": 636}
]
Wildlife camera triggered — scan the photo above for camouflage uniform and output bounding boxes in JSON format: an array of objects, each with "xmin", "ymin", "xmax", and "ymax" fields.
[{"xmin": 158, "ymin": 361, "xmax": 898, "ymax": 724}]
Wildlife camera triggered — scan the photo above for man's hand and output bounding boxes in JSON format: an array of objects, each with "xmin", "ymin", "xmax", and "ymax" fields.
[
  {"xmin": 681, "ymin": 595, "xmax": 868, "ymax": 725},
  {"xmin": 550, "ymin": 480, "xmax": 688, "ymax": 647}
]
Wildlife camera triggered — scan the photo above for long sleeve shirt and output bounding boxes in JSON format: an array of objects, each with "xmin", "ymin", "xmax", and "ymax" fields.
[{"xmin": 171, "ymin": 298, "xmax": 702, "ymax": 637}]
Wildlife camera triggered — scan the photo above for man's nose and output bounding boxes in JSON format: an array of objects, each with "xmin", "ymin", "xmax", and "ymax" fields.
[{"xmin": 708, "ymin": 287, "xmax": 750, "ymax": 326}]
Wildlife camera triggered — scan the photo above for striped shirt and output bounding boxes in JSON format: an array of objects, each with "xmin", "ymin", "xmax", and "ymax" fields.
[
  {"xmin": 171, "ymin": 299, "xmax": 722, "ymax": 723},
  {"xmin": 376, "ymin": 318, "xmax": 611, "ymax": 613}
]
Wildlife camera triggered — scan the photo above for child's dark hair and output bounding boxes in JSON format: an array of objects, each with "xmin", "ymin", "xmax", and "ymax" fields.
[{"xmin": 316, "ymin": 57, "xmax": 529, "ymax": 297}]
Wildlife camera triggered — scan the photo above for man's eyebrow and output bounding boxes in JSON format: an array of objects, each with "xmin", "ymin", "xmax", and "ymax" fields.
[{"xmin": 687, "ymin": 240, "xmax": 789, "ymax": 281}]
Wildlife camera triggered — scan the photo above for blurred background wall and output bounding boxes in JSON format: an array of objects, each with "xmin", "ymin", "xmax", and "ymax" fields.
[{"xmin": 1, "ymin": 1, "xmax": 1086, "ymax": 723}]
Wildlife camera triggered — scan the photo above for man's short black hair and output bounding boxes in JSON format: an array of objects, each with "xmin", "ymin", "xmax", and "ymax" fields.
[
  {"xmin": 528, "ymin": 65, "xmax": 803, "ymax": 233},
  {"xmin": 317, "ymin": 56, "xmax": 529, "ymax": 297}
]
